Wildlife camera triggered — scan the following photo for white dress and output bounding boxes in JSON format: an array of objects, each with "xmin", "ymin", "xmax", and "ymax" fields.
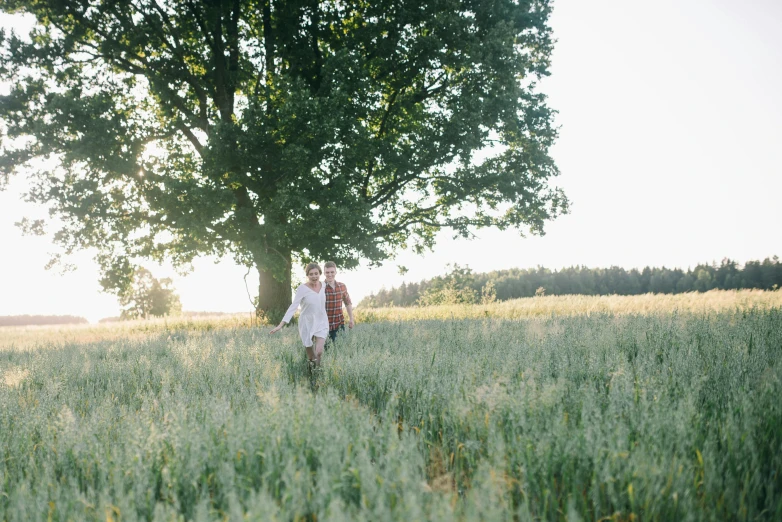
[{"xmin": 282, "ymin": 283, "xmax": 329, "ymax": 347}]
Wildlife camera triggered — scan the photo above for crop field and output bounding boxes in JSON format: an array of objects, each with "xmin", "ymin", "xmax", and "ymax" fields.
[{"xmin": 1, "ymin": 291, "xmax": 781, "ymax": 521}]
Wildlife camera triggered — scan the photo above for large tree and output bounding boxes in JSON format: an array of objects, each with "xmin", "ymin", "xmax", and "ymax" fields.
[{"xmin": 0, "ymin": 0, "xmax": 568, "ymax": 320}]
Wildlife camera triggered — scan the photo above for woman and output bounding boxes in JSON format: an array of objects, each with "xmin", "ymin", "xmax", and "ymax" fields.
[{"xmin": 269, "ymin": 263, "xmax": 329, "ymax": 367}]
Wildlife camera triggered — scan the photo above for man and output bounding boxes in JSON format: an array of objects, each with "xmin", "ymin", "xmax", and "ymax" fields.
[{"xmin": 323, "ymin": 261, "xmax": 355, "ymax": 344}]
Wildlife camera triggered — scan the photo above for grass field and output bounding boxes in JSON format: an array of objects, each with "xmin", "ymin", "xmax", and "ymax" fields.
[{"xmin": 1, "ymin": 291, "xmax": 781, "ymax": 520}]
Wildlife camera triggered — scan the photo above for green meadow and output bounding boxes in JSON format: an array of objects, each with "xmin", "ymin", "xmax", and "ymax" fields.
[{"xmin": 1, "ymin": 291, "xmax": 781, "ymax": 521}]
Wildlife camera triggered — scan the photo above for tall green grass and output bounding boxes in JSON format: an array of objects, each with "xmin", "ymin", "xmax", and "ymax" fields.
[
  {"xmin": 324, "ymin": 311, "xmax": 782, "ymax": 520},
  {"xmin": 1, "ymin": 305, "xmax": 780, "ymax": 520},
  {"xmin": 1, "ymin": 329, "xmax": 441, "ymax": 521}
]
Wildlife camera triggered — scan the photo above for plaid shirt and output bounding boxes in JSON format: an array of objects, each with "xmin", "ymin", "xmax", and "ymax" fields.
[{"xmin": 324, "ymin": 281, "xmax": 352, "ymax": 330}]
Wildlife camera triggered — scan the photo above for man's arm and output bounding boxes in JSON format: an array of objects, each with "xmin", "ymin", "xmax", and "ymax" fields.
[
  {"xmin": 342, "ymin": 284, "xmax": 355, "ymax": 328},
  {"xmin": 346, "ymin": 303, "xmax": 355, "ymax": 328}
]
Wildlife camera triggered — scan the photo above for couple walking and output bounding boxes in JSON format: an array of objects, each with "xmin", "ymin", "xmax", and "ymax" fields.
[{"xmin": 269, "ymin": 261, "xmax": 354, "ymax": 367}]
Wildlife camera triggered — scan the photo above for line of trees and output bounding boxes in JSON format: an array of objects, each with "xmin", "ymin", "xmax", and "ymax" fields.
[
  {"xmin": 359, "ymin": 257, "xmax": 782, "ymax": 307},
  {"xmin": 0, "ymin": 315, "xmax": 88, "ymax": 327}
]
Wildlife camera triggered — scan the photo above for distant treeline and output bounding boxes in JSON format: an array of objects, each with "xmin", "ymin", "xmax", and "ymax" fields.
[
  {"xmin": 0, "ymin": 315, "xmax": 88, "ymax": 327},
  {"xmin": 98, "ymin": 311, "xmax": 238, "ymax": 323},
  {"xmin": 359, "ymin": 257, "xmax": 782, "ymax": 307}
]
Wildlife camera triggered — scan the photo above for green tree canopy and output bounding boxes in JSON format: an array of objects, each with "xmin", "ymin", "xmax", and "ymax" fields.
[
  {"xmin": 0, "ymin": 0, "xmax": 567, "ymax": 319},
  {"xmin": 417, "ymin": 263, "xmax": 478, "ymax": 305},
  {"xmin": 119, "ymin": 267, "xmax": 182, "ymax": 319}
]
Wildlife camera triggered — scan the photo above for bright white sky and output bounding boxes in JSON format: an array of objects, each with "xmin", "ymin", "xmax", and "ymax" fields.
[{"xmin": 1, "ymin": 0, "xmax": 781, "ymax": 323}]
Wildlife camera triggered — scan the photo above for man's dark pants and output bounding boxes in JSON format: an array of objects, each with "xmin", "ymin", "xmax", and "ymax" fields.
[{"xmin": 326, "ymin": 324, "xmax": 345, "ymax": 347}]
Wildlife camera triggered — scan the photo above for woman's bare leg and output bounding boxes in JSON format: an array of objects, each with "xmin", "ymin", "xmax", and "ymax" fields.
[
  {"xmin": 312, "ymin": 336, "xmax": 325, "ymax": 365},
  {"xmin": 305, "ymin": 337, "xmax": 325, "ymax": 365}
]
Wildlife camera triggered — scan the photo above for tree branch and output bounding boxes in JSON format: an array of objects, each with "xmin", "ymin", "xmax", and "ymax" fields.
[
  {"xmin": 370, "ymin": 171, "xmax": 418, "ymax": 208},
  {"xmin": 134, "ymin": 0, "xmax": 212, "ymax": 130},
  {"xmin": 262, "ymin": 0, "xmax": 274, "ymax": 92},
  {"xmin": 184, "ymin": 0, "xmax": 218, "ymax": 53},
  {"xmin": 61, "ymin": 9, "xmax": 207, "ymax": 138},
  {"xmin": 362, "ymin": 89, "xmax": 400, "ymax": 198},
  {"xmin": 173, "ymin": 120, "xmax": 205, "ymax": 156},
  {"xmin": 208, "ymin": 1, "xmax": 232, "ymax": 120},
  {"xmin": 228, "ymin": 0, "xmax": 242, "ymax": 84},
  {"xmin": 372, "ymin": 216, "xmax": 442, "ymax": 238},
  {"xmin": 309, "ymin": 2, "xmax": 323, "ymax": 91}
]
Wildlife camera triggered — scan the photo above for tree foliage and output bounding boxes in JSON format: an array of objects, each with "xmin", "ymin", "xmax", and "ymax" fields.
[
  {"xmin": 361, "ymin": 257, "xmax": 782, "ymax": 307},
  {"xmin": 119, "ymin": 267, "xmax": 182, "ymax": 319},
  {"xmin": 417, "ymin": 263, "xmax": 479, "ymax": 305},
  {"xmin": 0, "ymin": 0, "xmax": 567, "ymax": 318}
]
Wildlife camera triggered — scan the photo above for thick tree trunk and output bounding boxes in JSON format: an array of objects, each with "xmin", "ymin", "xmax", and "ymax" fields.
[{"xmin": 257, "ymin": 264, "xmax": 292, "ymax": 325}]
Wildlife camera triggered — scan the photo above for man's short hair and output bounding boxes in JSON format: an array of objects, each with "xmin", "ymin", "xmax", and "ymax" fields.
[{"xmin": 324, "ymin": 261, "xmax": 337, "ymax": 270}]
